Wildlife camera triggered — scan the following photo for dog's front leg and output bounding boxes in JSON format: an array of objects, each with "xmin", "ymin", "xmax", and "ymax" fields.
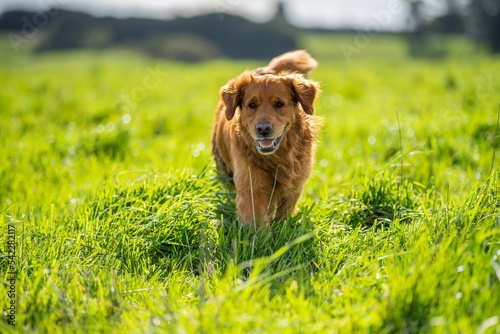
[
  {"xmin": 274, "ymin": 194, "xmax": 299, "ymax": 223},
  {"xmin": 233, "ymin": 166, "xmax": 274, "ymax": 227},
  {"xmin": 236, "ymin": 192, "xmax": 272, "ymax": 227}
]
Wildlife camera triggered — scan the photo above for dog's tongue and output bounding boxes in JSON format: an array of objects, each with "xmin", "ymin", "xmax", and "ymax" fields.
[{"xmin": 259, "ymin": 139, "xmax": 274, "ymax": 148}]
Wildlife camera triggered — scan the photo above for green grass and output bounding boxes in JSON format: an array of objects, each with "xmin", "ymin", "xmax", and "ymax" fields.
[{"xmin": 0, "ymin": 34, "xmax": 499, "ymax": 333}]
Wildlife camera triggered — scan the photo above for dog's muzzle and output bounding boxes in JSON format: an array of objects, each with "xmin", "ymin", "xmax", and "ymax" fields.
[{"xmin": 255, "ymin": 129, "xmax": 285, "ymax": 155}]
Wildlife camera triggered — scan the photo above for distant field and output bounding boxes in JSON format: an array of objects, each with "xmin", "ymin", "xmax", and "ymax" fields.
[{"xmin": 0, "ymin": 34, "xmax": 499, "ymax": 333}]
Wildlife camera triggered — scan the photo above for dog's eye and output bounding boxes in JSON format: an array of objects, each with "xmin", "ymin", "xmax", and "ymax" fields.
[
  {"xmin": 248, "ymin": 102, "xmax": 257, "ymax": 109},
  {"xmin": 275, "ymin": 101, "xmax": 284, "ymax": 109}
]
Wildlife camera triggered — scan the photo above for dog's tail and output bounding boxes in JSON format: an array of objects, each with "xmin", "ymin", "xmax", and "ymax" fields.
[{"xmin": 254, "ymin": 50, "xmax": 318, "ymax": 76}]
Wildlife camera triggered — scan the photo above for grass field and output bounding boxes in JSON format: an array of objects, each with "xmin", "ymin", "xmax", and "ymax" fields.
[{"xmin": 1, "ymin": 34, "xmax": 499, "ymax": 333}]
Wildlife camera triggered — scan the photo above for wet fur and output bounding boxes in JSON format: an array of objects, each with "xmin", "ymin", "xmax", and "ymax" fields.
[{"xmin": 212, "ymin": 50, "xmax": 321, "ymax": 227}]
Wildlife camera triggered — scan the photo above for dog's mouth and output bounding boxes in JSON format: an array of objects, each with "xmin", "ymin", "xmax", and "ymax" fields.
[{"xmin": 255, "ymin": 130, "xmax": 285, "ymax": 155}]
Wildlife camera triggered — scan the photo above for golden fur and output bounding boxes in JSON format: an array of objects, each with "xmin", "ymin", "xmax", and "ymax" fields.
[{"xmin": 212, "ymin": 50, "xmax": 321, "ymax": 226}]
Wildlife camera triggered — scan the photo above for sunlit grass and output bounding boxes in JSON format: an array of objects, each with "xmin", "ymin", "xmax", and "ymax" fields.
[{"xmin": 0, "ymin": 35, "xmax": 499, "ymax": 333}]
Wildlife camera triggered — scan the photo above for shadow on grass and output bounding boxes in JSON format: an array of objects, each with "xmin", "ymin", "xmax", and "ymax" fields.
[
  {"xmin": 83, "ymin": 168, "xmax": 318, "ymax": 287},
  {"xmin": 84, "ymin": 167, "xmax": 427, "ymax": 294},
  {"xmin": 204, "ymin": 182, "xmax": 319, "ymax": 287}
]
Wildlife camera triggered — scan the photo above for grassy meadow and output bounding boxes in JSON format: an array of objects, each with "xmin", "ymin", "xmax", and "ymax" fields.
[{"xmin": 1, "ymin": 33, "xmax": 500, "ymax": 333}]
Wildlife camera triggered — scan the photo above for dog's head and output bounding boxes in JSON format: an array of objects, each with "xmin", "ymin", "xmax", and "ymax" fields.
[{"xmin": 220, "ymin": 72, "xmax": 319, "ymax": 155}]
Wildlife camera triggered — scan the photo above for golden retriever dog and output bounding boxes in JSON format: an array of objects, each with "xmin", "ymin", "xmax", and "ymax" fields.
[{"xmin": 212, "ymin": 50, "xmax": 321, "ymax": 227}]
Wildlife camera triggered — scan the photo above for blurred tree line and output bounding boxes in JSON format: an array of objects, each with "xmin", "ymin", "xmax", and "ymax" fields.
[
  {"xmin": 0, "ymin": 8, "xmax": 297, "ymax": 61},
  {"xmin": 0, "ymin": 0, "xmax": 499, "ymax": 60},
  {"xmin": 407, "ymin": 0, "xmax": 500, "ymax": 56},
  {"xmin": 467, "ymin": 0, "xmax": 500, "ymax": 52}
]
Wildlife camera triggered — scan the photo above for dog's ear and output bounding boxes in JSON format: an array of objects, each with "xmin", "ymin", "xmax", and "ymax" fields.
[
  {"xmin": 288, "ymin": 76, "xmax": 320, "ymax": 115},
  {"xmin": 220, "ymin": 72, "xmax": 252, "ymax": 120}
]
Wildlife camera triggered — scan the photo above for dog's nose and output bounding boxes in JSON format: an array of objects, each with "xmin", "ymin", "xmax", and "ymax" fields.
[{"xmin": 256, "ymin": 122, "xmax": 273, "ymax": 137}]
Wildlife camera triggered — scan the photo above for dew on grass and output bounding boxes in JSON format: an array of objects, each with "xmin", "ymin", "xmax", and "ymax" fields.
[
  {"xmin": 106, "ymin": 122, "xmax": 116, "ymax": 132},
  {"xmin": 475, "ymin": 168, "xmax": 483, "ymax": 180},
  {"xmin": 122, "ymin": 114, "xmax": 132, "ymax": 124},
  {"xmin": 430, "ymin": 316, "xmax": 446, "ymax": 326},
  {"xmin": 192, "ymin": 142, "xmax": 206, "ymax": 157}
]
